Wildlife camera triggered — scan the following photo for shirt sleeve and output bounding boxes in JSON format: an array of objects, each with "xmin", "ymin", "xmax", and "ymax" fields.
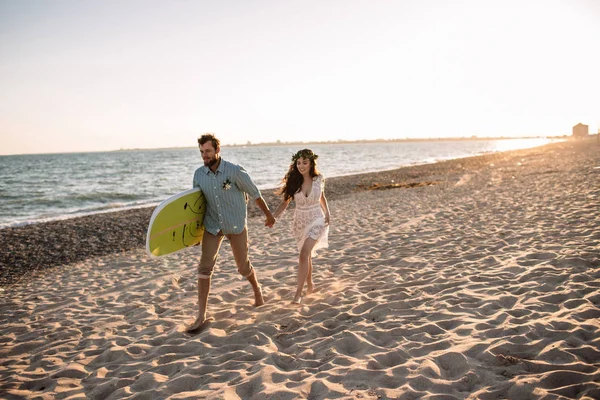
[
  {"xmin": 192, "ymin": 169, "xmax": 199, "ymax": 188},
  {"xmin": 234, "ymin": 166, "xmax": 261, "ymax": 200}
]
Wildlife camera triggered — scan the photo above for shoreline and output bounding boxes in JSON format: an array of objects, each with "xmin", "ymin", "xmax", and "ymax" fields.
[
  {"xmin": 0, "ymin": 138, "xmax": 561, "ymax": 231},
  {"xmin": 0, "ymin": 139, "xmax": 590, "ymax": 287}
]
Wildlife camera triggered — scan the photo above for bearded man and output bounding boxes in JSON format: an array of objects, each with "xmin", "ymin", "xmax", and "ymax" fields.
[{"xmin": 188, "ymin": 133, "xmax": 275, "ymax": 332}]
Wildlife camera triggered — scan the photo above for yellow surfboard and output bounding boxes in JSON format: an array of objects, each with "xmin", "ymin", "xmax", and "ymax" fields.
[{"xmin": 146, "ymin": 188, "xmax": 206, "ymax": 257}]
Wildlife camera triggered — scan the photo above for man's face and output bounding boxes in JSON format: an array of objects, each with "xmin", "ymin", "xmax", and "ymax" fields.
[{"xmin": 200, "ymin": 141, "xmax": 219, "ymax": 167}]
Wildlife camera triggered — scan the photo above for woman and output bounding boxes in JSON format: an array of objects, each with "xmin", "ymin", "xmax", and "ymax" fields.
[{"xmin": 273, "ymin": 149, "xmax": 331, "ymax": 304}]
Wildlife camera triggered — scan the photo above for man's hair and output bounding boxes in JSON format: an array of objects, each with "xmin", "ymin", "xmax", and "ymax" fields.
[{"xmin": 198, "ymin": 133, "xmax": 220, "ymax": 150}]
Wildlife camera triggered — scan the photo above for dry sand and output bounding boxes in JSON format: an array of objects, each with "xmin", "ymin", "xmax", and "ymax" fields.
[{"xmin": 1, "ymin": 139, "xmax": 599, "ymax": 399}]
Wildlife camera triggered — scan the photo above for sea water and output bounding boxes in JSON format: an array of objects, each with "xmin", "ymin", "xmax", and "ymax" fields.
[{"xmin": 0, "ymin": 138, "xmax": 554, "ymax": 228}]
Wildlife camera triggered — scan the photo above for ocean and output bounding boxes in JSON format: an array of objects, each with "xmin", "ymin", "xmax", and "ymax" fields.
[{"xmin": 0, "ymin": 138, "xmax": 555, "ymax": 228}]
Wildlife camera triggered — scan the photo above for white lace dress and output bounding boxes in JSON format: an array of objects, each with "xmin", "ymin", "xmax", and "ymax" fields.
[{"xmin": 292, "ymin": 175, "xmax": 329, "ymax": 256}]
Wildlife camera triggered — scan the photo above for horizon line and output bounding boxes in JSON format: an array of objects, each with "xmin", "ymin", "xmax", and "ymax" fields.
[{"xmin": 0, "ymin": 134, "xmax": 574, "ymax": 157}]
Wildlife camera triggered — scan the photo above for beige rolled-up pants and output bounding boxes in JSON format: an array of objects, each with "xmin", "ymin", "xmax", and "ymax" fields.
[{"xmin": 198, "ymin": 228, "xmax": 254, "ymax": 279}]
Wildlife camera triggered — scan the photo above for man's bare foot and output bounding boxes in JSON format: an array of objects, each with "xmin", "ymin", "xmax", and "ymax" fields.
[
  {"xmin": 254, "ymin": 286, "xmax": 265, "ymax": 307},
  {"xmin": 185, "ymin": 316, "xmax": 214, "ymax": 333}
]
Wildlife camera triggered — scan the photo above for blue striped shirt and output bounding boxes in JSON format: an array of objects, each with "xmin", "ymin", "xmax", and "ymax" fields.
[{"xmin": 193, "ymin": 159, "xmax": 262, "ymax": 235}]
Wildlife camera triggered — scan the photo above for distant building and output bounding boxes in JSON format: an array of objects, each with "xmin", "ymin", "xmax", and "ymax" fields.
[{"xmin": 572, "ymin": 123, "xmax": 589, "ymax": 138}]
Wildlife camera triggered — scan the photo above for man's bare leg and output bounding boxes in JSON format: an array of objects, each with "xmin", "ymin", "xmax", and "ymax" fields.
[
  {"xmin": 246, "ymin": 270, "xmax": 265, "ymax": 307},
  {"xmin": 187, "ymin": 277, "xmax": 211, "ymax": 332},
  {"xmin": 227, "ymin": 228, "xmax": 264, "ymax": 307}
]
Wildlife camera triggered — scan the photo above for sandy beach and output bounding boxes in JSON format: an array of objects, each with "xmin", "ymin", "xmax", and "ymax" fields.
[{"xmin": 1, "ymin": 139, "xmax": 599, "ymax": 399}]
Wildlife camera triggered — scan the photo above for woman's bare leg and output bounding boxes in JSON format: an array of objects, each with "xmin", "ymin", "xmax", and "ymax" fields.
[
  {"xmin": 306, "ymin": 256, "xmax": 314, "ymax": 294},
  {"xmin": 294, "ymin": 238, "xmax": 317, "ymax": 304}
]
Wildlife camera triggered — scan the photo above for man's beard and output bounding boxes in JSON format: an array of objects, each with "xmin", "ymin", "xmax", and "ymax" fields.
[{"xmin": 204, "ymin": 157, "xmax": 218, "ymax": 167}]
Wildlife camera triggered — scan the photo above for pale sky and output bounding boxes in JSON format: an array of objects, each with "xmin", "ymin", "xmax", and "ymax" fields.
[{"xmin": 1, "ymin": 0, "xmax": 598, "ymax": 155}]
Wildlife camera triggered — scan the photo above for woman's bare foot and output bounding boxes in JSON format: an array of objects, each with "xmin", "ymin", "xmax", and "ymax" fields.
[
  {"xmin": 306, "ymin": 282, "xmax": 314, "ymax": 295},
  {"xmin": 292, "ymin": 296, "xmax": 302, "ymax": 305}
]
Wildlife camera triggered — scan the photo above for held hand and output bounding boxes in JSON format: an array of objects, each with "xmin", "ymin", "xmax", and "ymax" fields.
[{"xmin": 265, "ymin": 215, "xmax": 276, "ymax": 228}]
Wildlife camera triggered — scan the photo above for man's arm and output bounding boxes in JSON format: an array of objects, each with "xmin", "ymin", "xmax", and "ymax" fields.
[
  {"xmin": 255, "ymin": 197, "xmax": 275, "ymax": 228},
  {"xmin": 234, "ymin": 166, "xmax": 275, "ymax": 227}
]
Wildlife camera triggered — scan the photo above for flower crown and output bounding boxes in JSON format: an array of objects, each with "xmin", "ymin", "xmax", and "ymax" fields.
[{"xmin": 291, "ymin": 149, "xmax": 318, "ymax": 163}]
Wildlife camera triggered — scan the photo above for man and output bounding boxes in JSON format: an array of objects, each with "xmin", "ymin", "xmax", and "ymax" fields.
[{"xmin": 187, "ymin": 133, "xmax": 275, "ymax": 332}]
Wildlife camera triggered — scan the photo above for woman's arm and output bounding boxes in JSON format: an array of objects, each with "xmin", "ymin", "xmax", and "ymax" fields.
[
  {"xmin": 273, "ymin": 197, "xmax": 291, "ymax": 219},
  {"xmin": 320, "ymin": 192, "xmax": 330, "ymax": 225}
]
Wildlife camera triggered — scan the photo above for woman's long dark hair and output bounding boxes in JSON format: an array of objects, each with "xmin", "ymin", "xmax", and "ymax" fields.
[{"xmin": 277, "ymin": 149, "xmax": 320, "ymax": 201}]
